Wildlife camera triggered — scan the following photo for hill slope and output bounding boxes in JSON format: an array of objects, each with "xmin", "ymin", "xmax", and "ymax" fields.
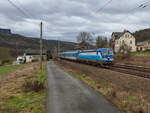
[
  {"xmin": 0, "ymin": 33, "xmax": 78, "ymax": 56},
  {"xmin": 133, "ymin": 28, "xmax": 150, "ymax": 42}
]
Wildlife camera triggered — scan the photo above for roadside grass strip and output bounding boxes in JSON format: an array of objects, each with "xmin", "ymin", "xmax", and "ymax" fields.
[
  {"xmin": 66, "ymin": 70, "xmax": 149, "ymax": 113},
  {"xmin": 0, "ymin": 62, "xmax": 46, "ymax": 113},
  {"xmin": 3, "ymin": 91, "xmax": 45, "ymax": 113},
  {"xmin": 0, "ymin": 64, "xmax": 24, "ymax": 76}
]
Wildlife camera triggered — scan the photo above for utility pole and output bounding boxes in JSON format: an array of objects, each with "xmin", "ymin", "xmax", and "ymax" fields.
[
  {"xmin": 57, "ymin": 38, "xmax": 60, "ymax": 57},
  {"xmin": 40, "ymin": 22, "xmax": 43, "ymax": 69},
  {"xmin": 58, "ymin": 40, "xmax": 60, "ymax": 54},
  {"xmin": 57, "ymin": 40, "xmax": 58, "ymax": 56}
]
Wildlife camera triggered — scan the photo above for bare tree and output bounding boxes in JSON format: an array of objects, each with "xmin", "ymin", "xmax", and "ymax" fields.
[
  {"xmin": 77, "ymin": 32, "xmax": 93, "ymax": 49},
  {"xmin": 117, "ymin": 43, "xmax": 132, "ymax": 59},
  {"xmin": 109, "ymin": 38, "xmax": 114, "ymax": 48},
  {"xmin": 96, "ymin": 36, "xmax": 108, "ymax": 48}
]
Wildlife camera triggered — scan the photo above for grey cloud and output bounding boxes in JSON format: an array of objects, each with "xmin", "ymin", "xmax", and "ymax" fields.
[{"xmin": 0, "ymin": 0, "xmax": 150, "ymax": 42}]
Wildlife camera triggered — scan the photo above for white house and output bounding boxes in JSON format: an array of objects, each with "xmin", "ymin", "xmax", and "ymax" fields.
[{"xmin": 111, "ymin": 30, "xmax": 136, "ymax": 53}]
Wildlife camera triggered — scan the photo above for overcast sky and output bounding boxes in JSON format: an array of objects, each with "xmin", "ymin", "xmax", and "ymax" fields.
[{"xmin": 0, "ymin": 0, "xmax": 150, "ymax": 42}]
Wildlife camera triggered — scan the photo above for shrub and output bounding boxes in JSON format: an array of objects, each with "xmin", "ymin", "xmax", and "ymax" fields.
[
  {"xmin": 1, "ymin": 60, "xmax": 11, "ymax": 65},
  {"xmin": 22, "ymin": 63, "xmax": 46, "ymax": 92},
  {"xmin": 0, "ymin": 48, "xmax": 14, "ymax": 64},
  {"xmin": 117, "ymin": 44, "xmax": 132, "ymax": 60}
]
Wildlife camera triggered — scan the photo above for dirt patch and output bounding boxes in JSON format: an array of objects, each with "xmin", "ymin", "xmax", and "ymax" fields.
[{"xmin": 55, "ymin": 59, "xmax": 150, "ymax": 113}]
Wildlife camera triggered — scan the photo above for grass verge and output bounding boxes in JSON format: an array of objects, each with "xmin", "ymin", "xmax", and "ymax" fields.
[
  {"xmin": 0, "ymin": 62, "xmax": 46, "ymax": 113},
  {"xmin": 23, "ymin": 63, "xmax": 47, "ymax": 92},
  {"xmin": 68, "ymin": 72, "xmax": 148, "ymax": 113},
  {"xmin": 2, "ymin": 91, "xmax": 45, "ymax": 113},
  {"xmin": 0, "ymin": 64, "xmax": 24, "ymax": 76},
  {"xmin": 132, "ymin": 51, "xmax": 150, "ymax": 56},
  {"xmin": 56, "ymin": 60, "xmax": 150, "ymax": 113}
]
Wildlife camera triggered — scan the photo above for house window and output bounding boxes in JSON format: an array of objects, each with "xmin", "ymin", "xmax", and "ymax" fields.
[
  {"xmin": 122, "ymin": 40, "xmax": 125, "ymax": 44},
  {"xmin": 116, "ymin": 40, "xmax": 118, "ymax": 44},
  {"xmin": 130, "ymin": 40, "xmax": 132, "ymax": 44}
]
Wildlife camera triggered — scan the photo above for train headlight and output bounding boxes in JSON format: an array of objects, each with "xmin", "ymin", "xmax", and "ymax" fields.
[
  {"xmin": 110, "ymin": 58, "xmax": 114, "ymax": 61},
  {"xmin": 102, "ymin": 58, "xmax": 107, "ymax": 60}
]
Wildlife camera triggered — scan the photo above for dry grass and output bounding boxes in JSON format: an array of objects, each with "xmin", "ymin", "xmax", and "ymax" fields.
[
  {"xmin": 0, "ymin": 62, "xmax": 46, "ymax": 113},
  {"xmin": 116, "ymin": 55, "xmax": 150, "ymax": 67},
  {"xmin": 55, "ymin": 60, "xmax": 150, "ymax": 113}
]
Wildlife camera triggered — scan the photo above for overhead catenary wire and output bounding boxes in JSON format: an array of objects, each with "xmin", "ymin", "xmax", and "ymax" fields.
[
  {"xmin": 15, "ymin": 0, "xmax": 34, "ymax": 19},
  {"xmin": 120, "ymin": 0, "xmax": 150, "ymax": 23},
  {"xmin": 141, "ymin": 2, "xmax": 150, "ymax": 8},
  {"xmin": 95, "ymin": 0, "xmax": 113, "ymax": 13},
  {"xmin": 8, "ymin": 0, "xmax": 31, "ymax": 18},
  {"xmin": 131, "ymin": 0, "xmax": 150, "ymax": 12},
  {"xmin": 138, "ymin": 0, "xmax": 150, "ymax": 8},
  {"xmin": 8, "ymin": 0, "xmax": 43, "ymax": 69}
]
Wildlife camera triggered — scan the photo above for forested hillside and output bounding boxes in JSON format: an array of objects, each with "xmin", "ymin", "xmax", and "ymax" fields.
[
  {"xmin": 133, "ymin": 28, "xmax": 150, "ymax": 42},
  {"xmin": 0, "ymin": 33, "xmax": 78, "ymax": 57}
]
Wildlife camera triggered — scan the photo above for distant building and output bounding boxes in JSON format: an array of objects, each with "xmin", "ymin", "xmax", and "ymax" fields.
[
  {"xmin": 136, "ymin": 40, "xmax": 150, "ymax": 51},
  {"xmin": 111, "ymin": 30, "xmax": 136, "ymax": 53},
  {"xmin": 0, "ymin": 28, "xmax": 11, "ymax": 34}
]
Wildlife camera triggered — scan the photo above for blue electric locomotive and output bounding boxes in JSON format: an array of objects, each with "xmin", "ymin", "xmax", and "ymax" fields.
[{"xmin": 60, "ymin": 48, "xmax": 114, "ymax": 65}]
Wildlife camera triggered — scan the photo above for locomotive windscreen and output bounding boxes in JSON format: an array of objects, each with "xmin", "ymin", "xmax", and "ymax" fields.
[{"xmin": 102, "ymin": 49, "xmax": 113, "ymax": 55}]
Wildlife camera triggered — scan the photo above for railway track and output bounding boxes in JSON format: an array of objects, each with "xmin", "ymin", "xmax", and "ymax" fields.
[
  {"xmin": 60, "ymin": 59, "xmax": 150, "ymax": 79},
  {"xmin": 109, "ymin": 63, "xmax": 150, "ymax": 79}
]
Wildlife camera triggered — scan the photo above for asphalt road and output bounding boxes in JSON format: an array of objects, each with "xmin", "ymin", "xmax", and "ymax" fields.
[{"xmin": 46, "ymin": 60, "xmax": 122, "ymax": 113}]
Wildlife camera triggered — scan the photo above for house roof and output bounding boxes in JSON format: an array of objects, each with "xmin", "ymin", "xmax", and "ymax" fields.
[
  {"xmin": 112, "ymin": 30, "xmax": 133, "ymax": 40},
  {"xmin": 112, "ymin": 32, "xmax": 124, "ymax": 39},
  {"xmin": 136, "ymin": 41, "xmax": 147, "ymax": 46}
]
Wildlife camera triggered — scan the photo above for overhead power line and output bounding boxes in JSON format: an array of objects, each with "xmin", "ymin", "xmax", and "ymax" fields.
[
  {"xmin": 15, "ymin": 0, "xmax": 34, "ymax": 18},
  {"xmin": 96, "ymin": 0, "xmax": 113, "ymax": 13},
  {"xmin": 120, "ymin": 0, "xmax": 150, "ymax": 25},
  {"xmin": 128, "ymin": 0, "xmax": 150, "ymax": 14},
  {"xmin": 142, "ymin": 3, "xmax": 150, "ymax": 8},
  {"xmin": 8, "ymin": 0, "xmax": 43, "ymax": 69},
  {"xmin": 139, "ymin": 0, "xmax": 150, "ymax": 8},
  {"xmin": 8, "ymin": 0, "xmax": 31, "ymax": 18},
  {"xmin": 122, "ymin": 0, "xmax": 150, "ymax": 14}
]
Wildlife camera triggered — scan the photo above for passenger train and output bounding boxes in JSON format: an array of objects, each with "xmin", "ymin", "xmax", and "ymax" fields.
[{"xmin": 59, "ymin": 48, "xmax": 114, "ymax": 65}]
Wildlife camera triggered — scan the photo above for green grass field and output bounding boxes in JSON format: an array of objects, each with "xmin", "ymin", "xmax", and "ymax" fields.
[
  {"xmin": 0, "ymin": 65, "xmax": 24, "ymax": 76},
  {"xmin": 4, "ymin": 91, "xmax": 45, "ymax": 113},
  {"xmin": 132, "ymin": 51, "xmax": 150, "ymax": 56}
]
